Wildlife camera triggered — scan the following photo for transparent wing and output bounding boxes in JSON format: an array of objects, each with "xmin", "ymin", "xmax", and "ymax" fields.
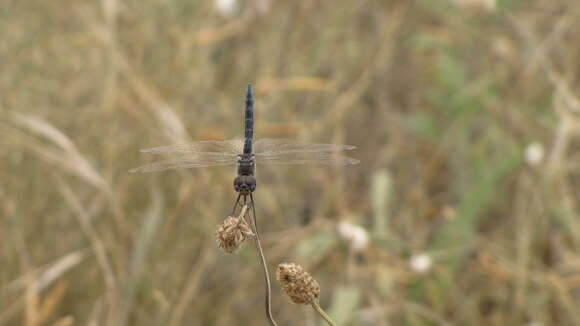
[
  {"xmin": 140, "ymin": 139, "xmax": 243, "ymax": 155},
  {"xmin": 255, "ymin": 152, "xmax": 359, "ymax": 166},
  {"xmin": 129, "ymin": 155, "xmax": 238, "ymax": 173},
  {"xmin": 253, "ymin": 138, "xmax": 355, "ymax": 156}
]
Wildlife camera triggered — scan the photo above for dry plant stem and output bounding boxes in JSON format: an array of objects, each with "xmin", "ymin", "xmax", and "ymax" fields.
[
  {"xmin": 249, "ymin": 194, "xmax": 278, "ymax": 326},
  {"xmin": 311, "ymin": 301, "xmax": 337, "ymax": 326},
  {"xmin": 238, "ymin": 204, "xmax": 249, "ymax": 220}
]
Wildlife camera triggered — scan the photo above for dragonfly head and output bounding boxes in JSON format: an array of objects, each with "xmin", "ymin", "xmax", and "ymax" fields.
[{"xmin": 234, "ymin": 175, "xmax": 256, "ymax": 194}]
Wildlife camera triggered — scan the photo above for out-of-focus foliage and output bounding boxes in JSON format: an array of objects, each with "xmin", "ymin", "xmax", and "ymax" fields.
[{"xmin": 2, "ymin": 0, "xmax": 580, "ymax": 325}]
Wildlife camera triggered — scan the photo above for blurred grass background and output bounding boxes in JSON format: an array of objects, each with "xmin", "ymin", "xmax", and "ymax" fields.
[{"xmin": 2, "ymin": 0, "xmax": 580, "ymax": 325}]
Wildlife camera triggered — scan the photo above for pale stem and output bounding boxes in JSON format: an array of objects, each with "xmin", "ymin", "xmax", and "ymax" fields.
[
  {"xmin": 248, "ymin": 196, "xmax": 278, "ymax": 326},
  {"xmin": 311, "ymin": 301, "xmax": 337, "ymax": 326}
]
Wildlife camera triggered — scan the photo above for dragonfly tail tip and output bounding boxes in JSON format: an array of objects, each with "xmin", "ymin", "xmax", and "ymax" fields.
[{"xmin": 246, "ymin": 83, "xmax": 253, "ymax": 99}]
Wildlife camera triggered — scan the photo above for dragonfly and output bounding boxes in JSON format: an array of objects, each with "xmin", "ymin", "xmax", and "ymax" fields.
[
  {"xmin": 130, "ymin": 84, "xmax": 359, "ymax": 211},
  {"xmin": 130, "ymin": 84, "xmax": 357, "ymax": 324}
]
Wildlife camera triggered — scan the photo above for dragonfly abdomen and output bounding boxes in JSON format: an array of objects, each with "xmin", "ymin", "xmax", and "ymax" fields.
[{"xmin": 243, "ymin": 84, "xmax": 254, "ymax": 155}]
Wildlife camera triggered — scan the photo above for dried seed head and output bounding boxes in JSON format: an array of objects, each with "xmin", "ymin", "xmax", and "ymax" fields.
[
  {"xmin": 215, "ymin": 216, "xmax": 254, "ymax": 254},
  {"xmin": 276, "ymin": 263, "xmax": 320, "ymax": 304}
]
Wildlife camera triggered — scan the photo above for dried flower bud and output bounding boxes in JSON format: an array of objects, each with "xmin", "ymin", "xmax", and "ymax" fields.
[
  {"xmin": 276, "ymin": 263, "xmax": 320, "ymax": 304},
  {"xmin": 215, "ymin": 216, "xmax": 254, "ymax": 254}
]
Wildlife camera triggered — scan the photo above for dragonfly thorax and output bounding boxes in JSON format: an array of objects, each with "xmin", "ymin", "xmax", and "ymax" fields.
[
  {"xmin": 237, "ymin": 154, "xmax": 255, "ymax": 175},
  {"xmin": 234, "ymin": 155, "xmax": 256, "ymax": 194}
]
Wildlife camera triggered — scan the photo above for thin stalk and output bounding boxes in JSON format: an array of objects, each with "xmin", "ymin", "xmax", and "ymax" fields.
[
  {"xmin": 237, "ymin": 204, "xmax": 249, "ymax": 221},
  {"xmin": 311, "ymin": 301, "xmax": 337, "ymax": 326},
  {"xmin": 249, "ymin": 194, "xmax": 278, "ymax": 326}
]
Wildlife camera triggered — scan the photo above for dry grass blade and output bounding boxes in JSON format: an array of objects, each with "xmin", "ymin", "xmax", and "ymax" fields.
[
  {"xmin": 154, "ymin": 105, "xmax": 192, "ymax": 145},
  {"xmin": 257, "ymin": 77, "xmax": 335, "ymax": 92},
  {"xmin": 194, "ymin": 16, "xmax": 250, "ymax": 45},
  {"xmin": 101, "ymin": 0, "xmax": 119, "ymax": 30},
  {"xmin": 10, "ymin": 113, "xmax": 110, "ymax": 192},
  {"xmin": 0, "ymin": 251, "xmax": 86, "ymax": 325},
  {"xmin": 402, "ymin": 302, "xmax": 454, "ymax": 326},
  {"xmin": 86, "ymin": 19, "xmax": 192, "ymax": 145},
  {"xmin": 36, "ymin": 252, "xmax": 86, "ymax": 290},
  {"xmin": 55, "ymin": 178, "xmax": 118, "ymax": 324},
  {"xmin": 6, "ymin": 112, "xmax": 126, "ymax": 234},
  {"xmin": 37, "ymin": 281, "xmax": 68, "ymax": 324},
  {"xmin": 56, "ymin": 179, "xmax": 117, "ymax": 289},
  {"xmin": 102, "ymin": 45, "xmax": 191, "ymax": 145},
  {"xmin": 117, "ymin": 187, "xmax": 164, "ymax": 326},
  {"xmin": 322, "ymin": 4, "xmax": 407, "ymax": 128},
  {"xmin": 544, "ymin": 74, "xmax": 580, "ymax": 177},
  {"xmin": 1, "ymin": 250, "xmax": 87, "ymax": 297},
  {"xmin": 51, "ymin": 316, "xmax": 74, "ymax": 326},
  {"xmin": 168, "ymin": 244, "xmax": 214, "ymax": 326},
  {"xmin": 24, "ymin": 272, "xmax": 40, "ymax": 326}
]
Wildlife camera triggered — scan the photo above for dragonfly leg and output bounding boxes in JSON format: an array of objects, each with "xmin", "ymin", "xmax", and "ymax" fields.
[
  {"xmin": 231, "ymin": 193, "xmax": 242, "ymax": 216},
  {"xmin": 249, "ymin": 193, "xmax": 256, "ymax": 228}
]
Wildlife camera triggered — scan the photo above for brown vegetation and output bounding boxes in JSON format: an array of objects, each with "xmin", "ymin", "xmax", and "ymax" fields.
[{"xmin": 2, "ymin": 0, "xmax": 580, "ymax": 325}]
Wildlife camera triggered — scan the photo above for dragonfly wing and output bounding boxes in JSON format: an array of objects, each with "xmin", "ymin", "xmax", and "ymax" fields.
[
  {"xmin": 140, "ymin": 139, "xmax": 243, "ymax": 155},
  {"xmin": 255, "ymin": 151, "xmax": 360, "ymax": 166},
  {"xmin": 253, "ymin": 138, "xmax": 355, "ymax": 155},
  {"xmin": 129, "ymin": 155, "xmax": 238, "ymax": 173}
]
